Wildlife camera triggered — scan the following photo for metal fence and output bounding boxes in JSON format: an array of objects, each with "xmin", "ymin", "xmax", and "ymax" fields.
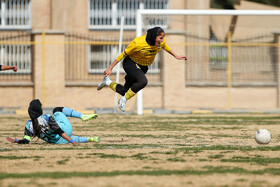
[
  {"xmin": 0, "ymin": 31, "xmax": 163, "ymax": 86},
  {"xmin": 65, "ymin": 32, "xmax": 163, "ymax": 86},
  {"xmin": 185, "ymin": 32, "xmax": 277, "ymax": 87},
  {"xmin": 0, "ymin": 30, "xmax": 278, "ymax": 89}
]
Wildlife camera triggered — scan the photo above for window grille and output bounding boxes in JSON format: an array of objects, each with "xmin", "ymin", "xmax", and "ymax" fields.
[
  {"xmin": 89, "ymin": 0, "xmax": 169, "ymax": 29},
  {"xmin": 0, "ymin": 45, "xmax": 32, "ymax": 73},
  {"xmin": 89, "ymin": 45, "xmax": 119, "ymax": 73},
  {"xmin": 0, "ymin": 0, "xmax": 32, "ymax": 29}
]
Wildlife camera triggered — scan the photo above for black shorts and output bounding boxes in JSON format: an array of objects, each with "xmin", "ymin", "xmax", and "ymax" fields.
[
  {"xmin": 123, "ymin": 56, "xmax": 148, "ymax": 75},
  {"xmin": 115, "ymin": 57, "xmax": 148, "ymax": 95}
]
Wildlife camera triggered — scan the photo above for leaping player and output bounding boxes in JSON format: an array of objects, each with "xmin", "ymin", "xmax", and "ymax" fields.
[{"xmin": 97, "ymin": 27, "xmax": 187, "ymax": 112}]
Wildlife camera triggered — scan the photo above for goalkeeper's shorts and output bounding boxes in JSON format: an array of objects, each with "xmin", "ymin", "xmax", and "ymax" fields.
[{"xmin": 53, "ymin": 111, "xmax": 73, "ymax": 144}]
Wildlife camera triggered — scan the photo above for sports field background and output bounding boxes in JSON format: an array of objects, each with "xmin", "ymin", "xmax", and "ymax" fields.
[{"xmin": 1, "ymin": 114, "xmax": 280, "ymax": 186}]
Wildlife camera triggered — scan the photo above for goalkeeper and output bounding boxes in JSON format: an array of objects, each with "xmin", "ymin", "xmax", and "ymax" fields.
[
  {"xmin": 97, "ymin": 27, "xmax": 187, "ymax": 112},
  {"xmin": 6, "ymin": 99, "xmax": 100, "ymax": 145}
]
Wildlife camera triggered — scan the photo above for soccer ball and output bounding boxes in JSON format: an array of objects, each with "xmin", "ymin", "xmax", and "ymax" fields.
[{"xmin": 254, "ymin": 129, "xmax": 271, "ymax": 144}]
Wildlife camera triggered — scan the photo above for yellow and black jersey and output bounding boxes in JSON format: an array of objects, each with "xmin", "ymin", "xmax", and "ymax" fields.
[{"xmin": 116, "ymin": 35, "xmax": 171, "ymax": 66}]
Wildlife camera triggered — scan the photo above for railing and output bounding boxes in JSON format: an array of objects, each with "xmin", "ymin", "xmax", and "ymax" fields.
[
  {"xmin": 0, "ymin": 31, "xmax": 32, "ymax": 84},
  {"xmin": 0, "ymin": 31, "xmax": 163, "ymax": 86},
  {"xmin": 0, "ymin": 0, "xmax": 32, "ymax": 30},
  {"xmin": 88, "ymin": 0, "xmax": 169, "ymax": 30},
  {"xmin": 65, "ymin": 33, "xmax": 163, "ymax": 86}
]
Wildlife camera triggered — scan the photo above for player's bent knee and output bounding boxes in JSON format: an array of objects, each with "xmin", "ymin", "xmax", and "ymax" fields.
[{"xmin": 139, "ymin": 78, "xmax": 148, "ymax": 89}]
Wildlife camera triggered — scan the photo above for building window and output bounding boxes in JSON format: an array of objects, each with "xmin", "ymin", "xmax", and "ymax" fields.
[
  {"xmin": 89, "ymin": 0, "xmax": 169, "ymax": 29},
  {"xmin": 0, "ymin": 0, "xmax": 32, "ymax": 29},
  {"xmin": 148, "ymin": 51, "xmax": 161, "ymax": 73},
  {"xmin": 89, "ymin": 45, "xmax": 119, "ymax": 73},
  {"xmin": 0, "ymin": 45, "xmax": 32, "ymax": 73}
]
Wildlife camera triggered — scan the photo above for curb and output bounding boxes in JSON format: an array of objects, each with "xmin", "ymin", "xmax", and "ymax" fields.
[{"xmin": 1, "ymin": 108, "xmax": 280, "ymax": 115}]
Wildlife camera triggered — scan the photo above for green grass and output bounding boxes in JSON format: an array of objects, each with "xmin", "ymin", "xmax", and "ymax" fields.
[
  {"xmin": 85, "ymin": 152, "xmax": 151, "ymax": 160},
  {"xmin": 167, "ymin": 157, "xmax": 186, "ymax": 162},
  {"xmin": 208, "ymin": 154, "xmax": 225, "ymax": 159},
  {"xmin": 57, "ymin": 158, "xmax": 70, "ymax": 165},
  {"xmin": 221, "ymin": 156, "xmax": 280, "ymax": 165},
  {"xmin": 131, "ymin": 153, "xmax": 148, "ymax": 160},
  {"xmin": 0, "ymin": 155, "xmax": 29, "ymax": 159},
  {"xmin": 87, "ymin": 153, "xmax": 127, "ymax": 159},
  {"xmin": 179, "ymin": 145, "xmax": 280, "ymax": 152},
  {"xmin": 2, "ymin": 145, "xmax": 280, "ymax": 152},
  {"xmin": 0, "ymin": 155, "xmax": 42, "ymax": 160},
  {"xmin": 1, "ymin": 167, "xmax": 280, "ymax": 179}
]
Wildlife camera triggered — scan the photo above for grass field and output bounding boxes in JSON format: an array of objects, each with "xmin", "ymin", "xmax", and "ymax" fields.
[{"xmin": 1, "ymin": 114, "xmax": 280, "ymax": 187}]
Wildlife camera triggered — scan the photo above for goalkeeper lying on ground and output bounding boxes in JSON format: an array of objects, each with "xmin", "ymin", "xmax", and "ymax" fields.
[{"xmin": 6, "ymin": 99, "xmax": 100, "ymax": 145}]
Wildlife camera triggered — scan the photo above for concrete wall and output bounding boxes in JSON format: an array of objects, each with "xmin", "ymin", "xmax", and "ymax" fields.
[
  {"xmin": 50, "ymin": 0, "xmax": 88, "ymax": 33},
  {"xmin": 184, "ymin": 87, "xmax": 276, "ymax": 110},
  {"xmin": 31, "ymin": 32, "xmax": 65, "ymax": 107},
  {"xmin": 32, "ymin": 0, "xmax": 51, "ymax": 30},
  {"xmin": 0, "ymin": 88, "xmax": 33, "ymax": 108}
]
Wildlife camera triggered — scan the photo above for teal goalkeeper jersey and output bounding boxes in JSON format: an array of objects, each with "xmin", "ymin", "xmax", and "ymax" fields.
[{"xmin": 24, "ymin": 114, "xmax": 62, "ymax": 143}]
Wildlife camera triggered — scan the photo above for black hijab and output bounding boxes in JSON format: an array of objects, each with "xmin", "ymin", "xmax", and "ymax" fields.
[
  {"xmin": 28, "ymin": 99, "xmax": 43, "ymax": 137},
  {"xmin": 145, "ymin": 27, "xmax": 164, "ymax": 46},
  {"xmin": 28, "ymin": 99, "xmax": 42, "ymax": 120}
]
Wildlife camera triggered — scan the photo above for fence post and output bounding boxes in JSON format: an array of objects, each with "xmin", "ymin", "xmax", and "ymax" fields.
[
  {"xmin": 227, "ymin": 32, "xmax": 232, "ymax": 110},
  {"xmin": 275, "ymin": 32, "xmax": 280, "ymax": 108},
  {"xmin": 42, "ymin": 30, "xmax": 46, "ymax": 106}
]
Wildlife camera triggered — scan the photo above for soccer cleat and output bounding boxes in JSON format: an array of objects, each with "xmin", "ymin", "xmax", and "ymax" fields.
[
  {"xmin": 81, "ymin": 114, "xmax": 98, "ymax": 122},
  {"xmin": 118, "ymin": 98, "xmax": 127, "ymax": 112},
  {"xmin": 88, "ymin": 136, "xmax": 101, "ymax": 143},
  {"xmin": 97, "ymin": 76, "xmax": 110, "ymax": 91}
]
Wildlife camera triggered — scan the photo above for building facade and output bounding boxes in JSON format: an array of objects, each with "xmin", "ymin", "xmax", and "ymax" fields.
[{"xmin": 1, "ymin": 0, "xmax": 280, "ymax": 112}]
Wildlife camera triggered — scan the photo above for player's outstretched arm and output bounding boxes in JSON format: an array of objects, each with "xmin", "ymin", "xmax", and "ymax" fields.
[
  {"xmin": 6, "ymin": 137, "xmax": 17, "ymax": 143},
  {"xmin": 167, "ymin": 50, "xmax": 187, "ymax": 61},
  {"xmin": 6, "ymin": 137, "xmax": 30, "ymax": 144},
  {"xmin": 104, "ymin": 59, "xmax": 120, "ymax": 77},
  {"xmin": 61, "ymin": 132, "xmax": 79, "ymax": 145},
  {"xmin": 1, "ymin": 65, "xmax": 18, "ymax": 72}
]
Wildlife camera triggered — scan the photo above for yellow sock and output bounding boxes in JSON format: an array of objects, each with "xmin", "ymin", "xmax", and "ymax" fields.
[
  {"xmin": 124, "ymin": 88, "xmax": 136, "ymax": 100},
  {"xmin": 109, "ymin": 82, "xmax": 117, "ymax": 92}
]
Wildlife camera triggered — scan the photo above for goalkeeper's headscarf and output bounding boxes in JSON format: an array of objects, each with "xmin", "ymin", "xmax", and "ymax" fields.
[
  {"xmin": 28, "ymin": 99, "xmax": 43, "ymax": 137},
  {"xmin": 146, "ymin": 27, "xmax": 164, "ymax": 46}
]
